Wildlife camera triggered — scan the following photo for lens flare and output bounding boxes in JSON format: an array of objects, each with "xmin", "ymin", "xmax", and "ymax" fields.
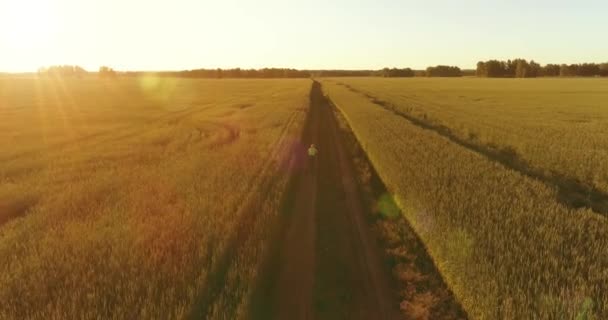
[
  {"xmin": 376, "ymin": 193, "xmax": 399, "ymax": 218},
  {"xmin": 138, "ymin": 75, "xmax": 178, "ymax": 104}
]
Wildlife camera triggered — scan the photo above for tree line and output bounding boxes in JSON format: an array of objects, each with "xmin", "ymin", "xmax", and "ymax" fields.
[
  {"xmin": 477, "ymin": 59, "xmax": 608, "ymax": 77},
  {"xmin": 32, "ymin": 61, "xmax": 608, "ymax": 79},
  {"xmin": 35, "ymin": 66, "xmax": 311, "ymax": 78},
  {"xmin": 425, "ymin": 65, "xmax": 462, "ymax": 77},
  {"xmin": 377, "ymin": 68, "xmax": 415, "ymax": 77},
  {"xmin": 314, "ymin": 67, "xmax": 461, "ymax": 77},
  {"xmin": 33, "ymin": 65, "xmax": 462, "ymax": 78},
  {"xmin": 163, "ymin": 68, "xmax": 310, "ymax": 78},
  {"xmin": 37, "ymin": 65, "xmax": 87, "ymax": 77}
]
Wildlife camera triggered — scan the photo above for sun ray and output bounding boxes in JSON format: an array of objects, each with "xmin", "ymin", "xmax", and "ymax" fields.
[
  {"xmin": 33, "ymin": 76, "xmax": 49, "ymax": 147},
  {"xmin": 45, "ymin": 76, "xmax": 76, "ymax": 145},
  {"xmin": 55, "ymin": 74, "xmax": 89, "ymax": 137}
]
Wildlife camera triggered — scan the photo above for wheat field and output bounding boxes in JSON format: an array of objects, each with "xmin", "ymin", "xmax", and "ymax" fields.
[
  {"xmin": 321, "ymin": 78, "xmax": 608, "ymax": 319},
  {"xmin": 0, "ymin": 76, "xmax": 311, "ymax": 319},
  {"xmin": 327, "ymin": 77, "xmax": 608, "ymax": 197}
]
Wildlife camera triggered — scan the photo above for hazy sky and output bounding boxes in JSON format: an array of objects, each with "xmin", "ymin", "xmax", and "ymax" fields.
[{"xmin": 1, "ymin": 0, "xmax": 606, "ymax": 72}]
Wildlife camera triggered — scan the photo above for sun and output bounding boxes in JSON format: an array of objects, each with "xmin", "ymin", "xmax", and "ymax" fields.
[{"xmin": 0, "ymin": 0, "xmax": 57, "ymax": 51}]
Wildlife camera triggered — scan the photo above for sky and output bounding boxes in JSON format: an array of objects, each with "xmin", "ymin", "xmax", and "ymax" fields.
[{"xmin": 0, "ymin": 0, "xmax": 607, "ymax": 72}]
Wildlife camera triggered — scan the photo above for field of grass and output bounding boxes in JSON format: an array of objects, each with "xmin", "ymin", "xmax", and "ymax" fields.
[
  {"xmin": 321, "ymin": 78, "xmax": 608, "ymax": 319},
  {"xmin": 0, "ymin": 76, "xmax": 310, "ymax": 319}
]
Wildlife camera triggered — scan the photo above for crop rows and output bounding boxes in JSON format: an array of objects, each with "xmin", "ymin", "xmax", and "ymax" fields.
[{"xmin": 329, "ymin": 77, "xmax": 608, "ymax": 206}]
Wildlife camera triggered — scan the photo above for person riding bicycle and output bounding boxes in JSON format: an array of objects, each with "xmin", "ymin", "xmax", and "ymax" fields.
[
  {"xmin": 307, "ymin": 143, "xmax": 318, "ymax": 172},
  {"xmin": 308, "ymin": 143, "xmax": 318, "ymax": 157}
]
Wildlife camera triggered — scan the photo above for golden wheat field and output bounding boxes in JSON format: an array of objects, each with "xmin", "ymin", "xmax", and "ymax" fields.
[
  {"xmin": 0, "ymin": 76, "xmax": 310, "ymax": 319},
  {"xmin": 2, "ymin": 75, "xmax": 608, "ymax": 320},
  {"xmin": 321, "ymin": 78, "xmax": 608, "ymax": 319},
  {"xmin": 328, "ymin": 77, "xmax": 608, "ymax": 197}
]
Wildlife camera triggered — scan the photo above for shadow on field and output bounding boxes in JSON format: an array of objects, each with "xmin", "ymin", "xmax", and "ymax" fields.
[
  {"xmin": 338, "ymin": 83, "xmax": 608, "ymax": 216},
  {"xmin": 327, "ymin": 89, "xmax": 468, "ymax": 320},
  {"xmin": 0, "ymin": 195, "xmax": 39, "ymax": 226},
  {"xmin": 247, "ymin": 81, "xmax": 319, "ymax": 320},
  {"xmin": 309, "ymin": 82, "xmax": 400, "ymax": 320}
]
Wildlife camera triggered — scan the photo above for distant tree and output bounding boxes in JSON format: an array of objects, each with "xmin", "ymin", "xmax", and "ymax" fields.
[
  {"xmin": 39, "ymin": 65, "xmax": 87, "ymax": 77},
  {"xmin": 542, "ymin": 64, "xmax": 561, "ymax": 77},
  {"xmin": 379, "ymin": 67, "xmax": 414, "ymax": 77},
  {"xmin": 476, "ymin": 61, "xmax": 487, "ymax": 77},
  {"xmin": 528, "ymin": 60, "xmax": 541, "ymax": 77},
  {"xmin": 515, "ymin": 59, "xmax": 529, "ymax": 78},
  {"xmin": 578, "ymin": 63, "xmax": 600, "ymax": 76},
  {"xmin": 561, "ymin": 63, "xmax": 601, "ymax": 77},
  {"xmin": 600, "ymin": 63, "xmax": 608, "ymax": 77},
  {"xmin": 99, "ymin": 66, "xmax": 116, "ymax": 78},
  {"xmin": 560, "ymin": 64, "xmax": 576, "ymax": 77},
  {"xmin": 485, "ymin": 60, "xmax": 506, "ymax": 77},
  {"xmin": 475, "ymin": 58, "xmax": 541, "ymax": 78},
  {"xmin": 505, "ymin": 59, "xmax": 540, "ymax": 78},
  {"xmin": 506, "ymin": 59, "xmax": 518, "ymax": 77}
]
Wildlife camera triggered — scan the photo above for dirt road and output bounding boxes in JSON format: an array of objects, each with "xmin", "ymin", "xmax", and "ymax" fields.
[{"xmin": 250, "ymin": 81, "xmax": 401, "ymax": 319}]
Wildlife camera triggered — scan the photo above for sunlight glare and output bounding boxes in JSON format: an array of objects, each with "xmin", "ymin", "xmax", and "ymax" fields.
[
  {"xmin": 139, "ymin": 75, "xmax": 179, "ymax": 104},
  {"xmin": 0, "ymin": 0, "xmax": 57, "ymax": 50}
]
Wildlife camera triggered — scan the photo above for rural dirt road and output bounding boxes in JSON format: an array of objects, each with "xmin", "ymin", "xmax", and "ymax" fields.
[{"xmin": 250, "ymin": 81, "xmax": 401, "ymax": 320}]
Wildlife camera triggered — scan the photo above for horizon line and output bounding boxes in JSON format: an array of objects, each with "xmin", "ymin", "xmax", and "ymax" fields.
[{"xmin": 4, "ymin": 60, "xmax": 607, "ymax": 74}]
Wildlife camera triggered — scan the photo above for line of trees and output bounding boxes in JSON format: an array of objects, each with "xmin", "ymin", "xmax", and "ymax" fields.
[
  {"xmin": 164, "ymin": 68, "xmax": 310, "ymax": 78},
  {"xmin": 32, "ymin": 61, "xmax": 608, "ymax": 79},
  {"xmin": 34, "ymin": 66, "xmax": 312, "ymax": 79},
  {"xmin": 376, "ymin": 67, "xmax": 415, "ymax": 77},
  {"xmin": 314, "ymin": 68, "xmax": 463, "ymax": 77},
  {"xmin": 477, "ymin": 59, "xmax": 608, "ymax": 77},
  {"xmin": 311, "ymin": 70, "xmax": 375, "ymax": 77},
  {"xmin": 37, "ymin": 65, "xmax": 87, "ymax": 77},
  {"xmin": 425, "ymin": 65, "xmax": 462, "ymax": 77},
  {"xmin": 170, "ymin": 68, "xmax": 418, "ymax": 78},
  {"xmin": 557, "ymin": 63, "xmax": 608, "ymax": 77},
  {"xmin": 476, "ymin": 59, "xmax": 541, "ymax": 78}
]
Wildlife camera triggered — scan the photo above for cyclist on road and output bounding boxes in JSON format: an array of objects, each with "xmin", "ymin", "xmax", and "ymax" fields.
[{"xmin": 307, "ymin": 143, "xmax": 318, "ymax": 172}]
